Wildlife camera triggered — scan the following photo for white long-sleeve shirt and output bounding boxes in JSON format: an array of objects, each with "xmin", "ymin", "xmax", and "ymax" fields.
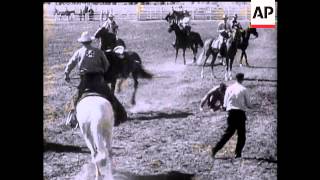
[{"xmin": 223, "ymin": 82, "xmax": 252, "ymax": 111}]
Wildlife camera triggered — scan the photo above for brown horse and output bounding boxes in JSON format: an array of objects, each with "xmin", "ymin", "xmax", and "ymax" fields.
[{"xmin": 199, "ymin": 29, "xmax": 242, "ymax": 80}]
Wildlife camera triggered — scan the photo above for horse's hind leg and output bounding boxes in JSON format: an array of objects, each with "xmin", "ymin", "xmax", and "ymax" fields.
[
  {"xmin": 183, "ymin": 48, "xmax": 186, "ymax": 65},
  {"xmin": 210, "ymin": 53, "xmax": 218, "ymax": 78},
  {"xmin": 175, "ymin": 48, "xmax": 179, "ymax": 64},
  {"xmin": 131, "ymin": 74, "xmax": 139, "ymax": 105},
  {"xmin": 192, "ymin": 46, "xmax": 198, "ymax": 64},
  {"xmin": 80, "ymin": 124, "xmax": 97, "ymax": 163}
]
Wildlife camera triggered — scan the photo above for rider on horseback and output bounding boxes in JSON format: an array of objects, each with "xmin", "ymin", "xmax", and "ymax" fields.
[
  {"xmin": 105, "ymin": 14, "xmax": 119, "ymax": 36},
  {"xmin": 93, "ymin": 19, "xmax": 118, "ymax": 51},
  {"xmin": 65, "ymin": 31, "xmax": 126, "ymax": 128},
  {"xmin": 213, "ymin": 14, "xmax": 232, "ymax": 57},
  {"xmin": 172, "ymin": 10, "xmax": 192, "ymax": 48},
  {"xmin": 231, "ymin": 14, "xmax": 242, "ymax": 30}
]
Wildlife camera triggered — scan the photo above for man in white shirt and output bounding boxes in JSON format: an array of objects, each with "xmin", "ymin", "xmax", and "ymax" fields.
[{"xmin": 211, "ymin": 73, "xmax": 253, "ymax": 158}]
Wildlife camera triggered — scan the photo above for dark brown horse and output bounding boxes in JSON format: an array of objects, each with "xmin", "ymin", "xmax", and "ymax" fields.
[
  {"xmin": 104, "ymin": 51, "xmax": 153, "ymax": 105},
  {"xmin": 237, "ymin": 27, "xmax": 259, "ymax": 67},
  {"xmin": 168, "ymin": 22, "xmax": 203, "ymax": 65}
]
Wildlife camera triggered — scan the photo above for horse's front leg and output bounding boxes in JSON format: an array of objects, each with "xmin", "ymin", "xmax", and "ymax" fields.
[
  {"xmin": 201, "ymin": 53, "xmax": 210, "ymax": 79},
  {"xmin": 229, "ymin": 57, "xmax": 234, "ymax": 80},
  {"xmin": 244, "ymin": 51, "xmax": 249, "ymax": 67},
  {"xmin": 240, "ymin": 50, "xmax": 244, "ymax": 67},
  {"xmin": 183, "ymin": 48, "xmax": 186, "ymax": 65},
  {"xmin": 95, "ymin": 163, "xmax": 101, "ymax": 180},
  {"xmin": 131, "ymin": 74, "xmax": 138, "ymax": 105},
  {"xmin": 225, "ymin": 57, "xmax": 229, "ymax": 81}
]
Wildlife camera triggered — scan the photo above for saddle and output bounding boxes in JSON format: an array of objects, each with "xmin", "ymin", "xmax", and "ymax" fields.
[
  {"xmin": 65, "ymin": 91, "xmax": 108, "ymax": 129},
  {"xmin": 78, "ymin": 91, "xmax": 108, "ymax": 104}
]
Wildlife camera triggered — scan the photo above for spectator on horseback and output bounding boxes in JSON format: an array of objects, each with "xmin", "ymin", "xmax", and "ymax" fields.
[
  {"xmin": 200, "ymin": 83, "xmax": 227, "ymax": 112},
  {"xmin": 232, "ymin": 14, "xmax": 242, "ymax": 30},
  {"xmin": 64, "ymin": 31, "xmax": 126, "ymax": 128},
  {"xmin": 214, "ymin": 14, "xmax": 232, "ymax": 57},
  {"xmin": 171, "ymin": 11, "xmax": 191, "ymax": 48}
]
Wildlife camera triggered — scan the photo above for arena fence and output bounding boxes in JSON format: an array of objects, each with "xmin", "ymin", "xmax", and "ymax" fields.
[{"xmin": 44, "ymin": 4, "xmax": 276, "ymax": 22}]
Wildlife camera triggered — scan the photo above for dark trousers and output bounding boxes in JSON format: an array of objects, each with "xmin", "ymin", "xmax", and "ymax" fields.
[
  {"xmin": 72, "ymin": 73, "xmax": 127, "ymax": 125},
  {"xmin": 213, "ymin": 109, "xmax": 247, "ymax": 156},
  {"xmin": 73, "ymin": 73, "xmax": 107, "ymax": 106}
]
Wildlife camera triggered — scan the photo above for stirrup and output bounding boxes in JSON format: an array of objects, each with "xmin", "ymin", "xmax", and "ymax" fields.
[{"xmin": 66, "ymin": 110, "xmax": 79, "ymax": 129}]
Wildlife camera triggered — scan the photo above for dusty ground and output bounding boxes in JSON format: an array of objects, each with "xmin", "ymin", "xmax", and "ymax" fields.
[{"xmin": 43, "ymin": 18, "xmax": 277, "ymax": 180}]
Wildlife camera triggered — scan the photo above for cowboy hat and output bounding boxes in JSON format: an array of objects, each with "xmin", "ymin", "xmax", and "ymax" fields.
[
  {"xmin": 113, "ymin": 45, "xmax": 124, "ymax": 54},
  {"xmin": 77, "ymin": 31, "xmax": 94, "ymax": 43},
  {"xmin": 222, "ymin": 14, "xmax": 228, "ymax": 20},
  {"xmin": 108, "ymin": 14, "xmax": 114, "ymax": 18}
]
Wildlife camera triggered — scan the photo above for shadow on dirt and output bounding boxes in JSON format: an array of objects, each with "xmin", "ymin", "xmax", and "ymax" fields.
[
  {"xmin": 128, "ymin": 111, "xmax": 193, "ymax": 121},
  {"xmin": 244, "ymin": 78, "xmax": 277, "ymax": 82},
  {"xmin": 249, "ymin": 66, "xmax": 277, "ymax": 69},
  {"xmin": 113, "ymin": 170, "xmax": 196, "ymax": 180},
  {"xmin": 44, "ymin": 142, "xmax": 90, "ymax": 153},
  {"xmin": 213, "ymin": 157, "xmax": 277, "ymax": 163}
]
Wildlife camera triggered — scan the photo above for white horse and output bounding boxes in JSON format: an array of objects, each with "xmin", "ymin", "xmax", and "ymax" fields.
[{"xmin": 75, "ymin": 95, "xmax": 115, "ymax": 180}]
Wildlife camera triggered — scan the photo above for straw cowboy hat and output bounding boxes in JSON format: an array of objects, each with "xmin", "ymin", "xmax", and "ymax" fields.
[
  {"xmin": 77, "ymin": 31, "xmax": 94, "ymax": 43},
  {"xmin": 113, "ymin": 45, "xmax": 125, "ymax": 54}
]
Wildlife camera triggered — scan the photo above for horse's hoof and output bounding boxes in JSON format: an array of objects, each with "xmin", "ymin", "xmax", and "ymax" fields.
[{"xmin": 239, "ymin": 64, "xmax": 243, "ymax": 67}]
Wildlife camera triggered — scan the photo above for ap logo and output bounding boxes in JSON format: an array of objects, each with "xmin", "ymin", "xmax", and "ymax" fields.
[{"xmin": 251, "ymin": 0, "xmax": 276, "ymax": 28}]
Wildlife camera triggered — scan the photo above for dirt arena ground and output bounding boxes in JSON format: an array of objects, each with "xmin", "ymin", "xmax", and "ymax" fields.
[{"xmin": 44, "ymin": 19, "xmax": 277, "ymax": 180}]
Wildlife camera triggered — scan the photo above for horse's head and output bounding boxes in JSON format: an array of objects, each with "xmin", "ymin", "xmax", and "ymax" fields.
[
  {"xmin": 248, "ymin": 27, "xmax": 259, "ymax": 38},
  {"xmin": 168, "ymin": 22, "xmax": 179, "ymax": 33},
  {"xmin": 233, "ymin": 28, "xmax": 243, "ymax": 44}
]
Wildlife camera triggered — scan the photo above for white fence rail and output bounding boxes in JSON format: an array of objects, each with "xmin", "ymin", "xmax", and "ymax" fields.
[{"xmin": 44, "ymin": 3, "xmax": 276, "ymax": 22}]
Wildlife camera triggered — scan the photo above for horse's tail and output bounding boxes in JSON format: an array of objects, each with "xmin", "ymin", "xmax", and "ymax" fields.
[
  {"xmin": 196, "ymin": 38, "xmax": 212, "ymax": 65},
  {"xmin": 136, "ymin": 65, "xmax": 153, "ymax": 79},
  {"xmin": 196, "ymin": 47, "xmax": 205, "ymax": 65},
  {"xmin": 194, "ymin": 33, "xmax": 204, "ymax": 48},
  {"xmin": 198, "ymin": 37, "xmax": 204, "ymax": 48},
  {"xmin": 128, "ymin": 51, "xmax": 153, "ymax": 79}
]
